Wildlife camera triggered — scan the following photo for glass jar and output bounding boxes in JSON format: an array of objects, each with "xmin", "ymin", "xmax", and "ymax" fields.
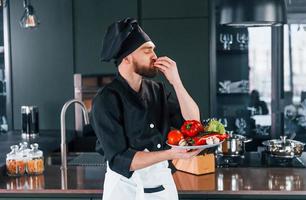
[
  {"xmin": 18, "ymin": 141, "xmax": 31, "ymax": 173},
  {"xmin": 27, "ymin": 143, "xmax": 44, "ymax": 175},
  {"xmin": 18, "ymin": 142, "xmax": 30, "ymax": 156},
  {"xmin": 6, "ymin": 145, "xmax": 26, "ymax": 176}
]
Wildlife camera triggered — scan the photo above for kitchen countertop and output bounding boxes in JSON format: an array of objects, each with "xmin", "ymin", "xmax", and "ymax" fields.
[
  {"xmin": 1, "ymin": 164, "xmax": 306, "ymax": 199},
  {"xmin": 0, "ymin": 130, "xmax": 75, "ymax": 167},
  {"xmin": 2, "ymin": 132, "xmax": 306, "ymax": 199}
]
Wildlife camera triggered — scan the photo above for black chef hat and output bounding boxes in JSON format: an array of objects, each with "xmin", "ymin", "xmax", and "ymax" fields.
[{"xmin": 100, "ymin": 18, "xmax": 151, "ymax": 66}]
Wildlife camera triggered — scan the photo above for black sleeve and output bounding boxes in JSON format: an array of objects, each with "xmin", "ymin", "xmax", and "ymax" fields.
[
  {"xmin": 91, "ymin": 90, "xmax": 137, "ymax": 178},
  {"xmin": 165, "ymin": 86, "xmax": 185, "ymax": 129}
]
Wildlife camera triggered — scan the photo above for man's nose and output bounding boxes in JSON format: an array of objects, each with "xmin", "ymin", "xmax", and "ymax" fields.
[{"xmin": 152, "ymin": 51, "xmax": 158, "ymax": 60}]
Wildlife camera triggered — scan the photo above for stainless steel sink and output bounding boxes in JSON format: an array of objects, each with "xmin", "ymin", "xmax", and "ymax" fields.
[
  {"xmin": 46, "ymin": 152, "xmax": 106, "ymax": 166},
  {"xmin": 46, "ymin": 152, "xmax": 106, "ymax": 190}
]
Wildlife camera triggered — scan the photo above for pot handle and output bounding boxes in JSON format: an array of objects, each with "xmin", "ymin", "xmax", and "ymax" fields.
[{"xmin": 243, "ymin": 138, "xmax": 252, "ymax": 143}]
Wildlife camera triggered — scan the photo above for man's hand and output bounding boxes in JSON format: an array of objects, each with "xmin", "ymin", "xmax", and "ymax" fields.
[
  {"xmin": 154, "ymin": 56, "xmax": 200, "ymax": 121},
  {"xmin": 167, "ymin": 148, "xmax": 203, "ymax": 160},
  {"xmin": 154, "ymin": 56, "xmax": 182, "ymax": 86},
  {"xmin": 130, "ymin": 148, "xmax": 202, "ymax": 171}
]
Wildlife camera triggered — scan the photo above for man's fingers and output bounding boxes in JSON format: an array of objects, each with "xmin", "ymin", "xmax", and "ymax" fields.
[
  {"xmin": 157, "ymin": 56, "xmax": 174, "ymax": 65},
  {"xmin": 187, "ymin": 149, "xmax": 202, "ymax": 157},
  {"xmin": 171, "ymin": 148, "xmax": 188, "ymax": 154},
  {"xmin": 194, "ymin": 149, "xmax": 203, "ymax": 155},
  {"xmin": 154, "ymin": 60, "xmax": 170, "ymax": 68},
  {"xmin": 154, "ymin": 63, "xmax": 167, "ymax": 72}
]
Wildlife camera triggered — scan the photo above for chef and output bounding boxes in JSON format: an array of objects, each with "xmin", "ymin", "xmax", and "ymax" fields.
[{"xmin": 92, "ymin": 17, "xmax": 201, "ymax": 200}]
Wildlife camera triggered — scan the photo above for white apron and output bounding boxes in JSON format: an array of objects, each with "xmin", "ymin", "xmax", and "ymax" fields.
[{"xmin": 102, "ymin": 156, "xmax": 178, "ymax": 200}]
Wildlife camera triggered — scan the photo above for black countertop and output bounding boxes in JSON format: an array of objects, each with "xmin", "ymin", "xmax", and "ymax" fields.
[
  {"xmin": 2, "ymin": 164, "xmax": 306, "ymax": 199},
  {"xmin": 2, "ymin": 131, "xmax": 306, "ymax": 199},
  {"xmin": 217, "ymin": 152, "xmax": 306, "ymax": 168}
]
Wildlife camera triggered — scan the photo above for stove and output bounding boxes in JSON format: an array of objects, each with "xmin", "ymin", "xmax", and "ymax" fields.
[{"xmin": 216, "ymin": 152, "xmax": 306, "ymax": 168}]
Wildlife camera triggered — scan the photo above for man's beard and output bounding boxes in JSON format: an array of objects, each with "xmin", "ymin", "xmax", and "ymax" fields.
[{"xmin": 134, "ymin": 61, "xmax": 158, "ymax": 78}]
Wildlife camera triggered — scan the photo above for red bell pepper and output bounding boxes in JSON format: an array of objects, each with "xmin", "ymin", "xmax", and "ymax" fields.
[{"xmin": 180, "ymin": 120, "xmax": 204, "ymax": 137}]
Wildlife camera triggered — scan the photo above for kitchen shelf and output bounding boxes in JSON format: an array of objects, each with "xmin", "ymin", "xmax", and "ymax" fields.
[
  {"xmin": 217, "ymin": 92, "xmax": 249, "ymax": 95},
  {"xmin": 217, "ymin": 49, "xmax": 248, "ymax": 54}
]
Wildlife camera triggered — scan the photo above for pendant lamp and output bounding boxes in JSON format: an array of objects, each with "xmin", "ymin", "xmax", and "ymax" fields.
[
  {"xmin": 220, "ymin": 0, "xmax": 287, "ymax": 27},
  {"xmin": 20, "ymin": 0, "xmax": 40, "ymax": 29}
]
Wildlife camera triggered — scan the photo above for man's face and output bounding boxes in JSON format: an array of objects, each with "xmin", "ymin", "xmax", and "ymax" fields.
[{"xmin": 131, "ymin": 42, "xmax": 158, "ymax": 78}]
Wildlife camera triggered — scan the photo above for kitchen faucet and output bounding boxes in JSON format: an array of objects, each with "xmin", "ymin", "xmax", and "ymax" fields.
[{"xmin": 60, "ymin": 99, "xmax": 89, "ymax": 189}]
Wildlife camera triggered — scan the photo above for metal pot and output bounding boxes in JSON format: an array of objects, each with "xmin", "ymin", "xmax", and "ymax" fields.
[
  {"xmin": 262, "ymin": 136, "xmax": 305, "ymax": 158},
  {"xmin": 217, "ymin": 132, "xmax": 252, "ymax": 156}
]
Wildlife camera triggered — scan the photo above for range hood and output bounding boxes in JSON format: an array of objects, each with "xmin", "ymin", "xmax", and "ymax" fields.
[{"xmin": 220, "ymin": 0, "xmax": 287, "ymax": 27}]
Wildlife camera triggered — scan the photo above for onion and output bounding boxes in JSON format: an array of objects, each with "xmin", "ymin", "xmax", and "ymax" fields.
[
  {"xmin": 206, "ymin": 137, "xmax": 214, "ymax": 145},
  {"xmin": 178, "ymin": 139, "xmax": 187, "ymax": 146}
]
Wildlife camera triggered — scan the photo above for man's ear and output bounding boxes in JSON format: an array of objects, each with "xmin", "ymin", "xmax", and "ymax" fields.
[{"xmin": 123, "ymin": 55, "xmax": 132, "ymax": 64}]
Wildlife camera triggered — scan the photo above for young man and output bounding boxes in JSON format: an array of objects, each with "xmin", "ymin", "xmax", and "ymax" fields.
[{"xmin": 92, "ymin": 18, "xmax": 201, "ymax": 200}]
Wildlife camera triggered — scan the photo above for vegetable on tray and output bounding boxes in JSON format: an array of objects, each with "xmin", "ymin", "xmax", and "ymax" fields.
[{"xmin": 167, "ymin": 119, "xmax": 229, "ymax": 147}]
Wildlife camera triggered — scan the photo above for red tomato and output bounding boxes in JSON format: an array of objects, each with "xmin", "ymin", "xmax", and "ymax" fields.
[{"xmin": 167, "ymin": 130, "xmax": 184, "ymax": 145}]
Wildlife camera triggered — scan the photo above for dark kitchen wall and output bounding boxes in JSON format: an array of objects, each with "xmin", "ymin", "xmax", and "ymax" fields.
[
  {"xmin": 73, "ymin": 0, "xmax": 138, "ymax": 75},
  {"xmin": 73, "ymin": 0, "xmax": 211, "ymax": 118},
  {"xmin": 8, "ymin": 0, "xmax": 210, "ymax": 130},
  {"xmin": 141, "ymin": 0, "xmax": 210, "ymax": 119},
  {"xmin": 9, "ymin": 0, "xmax": 75, "ymax": 130}
]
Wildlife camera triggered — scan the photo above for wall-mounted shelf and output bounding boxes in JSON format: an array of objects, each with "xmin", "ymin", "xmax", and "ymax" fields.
[
  {"xmin": 217, "ymin": 92, "xmax": 249, "ymax": 95},
  {"xmin": 217, "ymin": 49, "xmax": 248, "ymax": 54}
]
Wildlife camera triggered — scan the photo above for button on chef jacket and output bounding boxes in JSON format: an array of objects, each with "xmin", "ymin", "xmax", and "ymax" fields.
[{"xmin": 92, "ymin": 73, "xmax": 184, "ymax": 178}]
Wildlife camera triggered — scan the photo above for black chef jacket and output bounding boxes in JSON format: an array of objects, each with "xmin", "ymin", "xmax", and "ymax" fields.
[{"xmin": 91, "ymin": 73, "xmax": 184, "ymax": 178}]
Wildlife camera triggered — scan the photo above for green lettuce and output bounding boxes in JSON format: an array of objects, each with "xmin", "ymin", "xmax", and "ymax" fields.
[{"xmin": 207, "ymin": 119, "xmax": 225, "ymax": 134}]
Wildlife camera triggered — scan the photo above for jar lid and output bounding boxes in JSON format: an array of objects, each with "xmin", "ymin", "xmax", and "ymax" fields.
[
  {"xmin": 29, "ymin": 143, "xmax": 43, "ymax": 158},
  {"xmin": 18, "ymin": 141, "xmax": 30, "ymax": 157},
  {"xmin": 6, "ymin": 145, "xmax": 22, "ymax": 160}
]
